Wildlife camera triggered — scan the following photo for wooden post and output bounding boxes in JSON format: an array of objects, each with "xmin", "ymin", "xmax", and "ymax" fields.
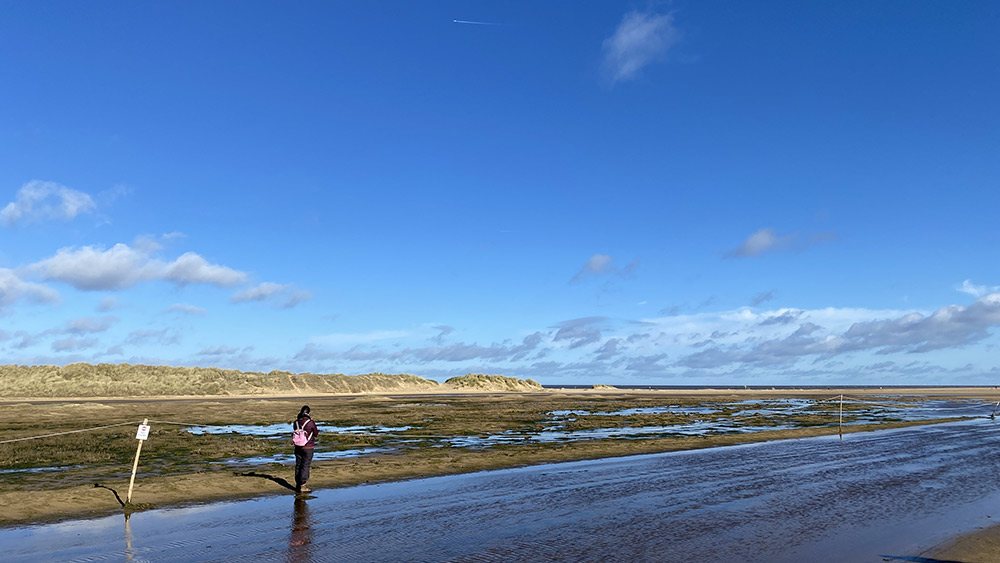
[
  {"xmin": 126, "ymin": 419, "xmax": 149, "ymax": 505},
  {"xmin": 839, "ymin": 395, "xmax": 844, "ymax": 438}
]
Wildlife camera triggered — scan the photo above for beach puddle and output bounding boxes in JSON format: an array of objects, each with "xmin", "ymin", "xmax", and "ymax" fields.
[
  {"xmin": 548, "ymin": 405, "xmax": 721, "ymax": 417},
  {"xmin": 184, "ymin": 399, "xmax": 992, "ymax": 462},
  {"xmin": 441, "ymin": 422, "xmax": 799, "ymax": 448},
  {"xmin": 230, "ymin": 448, "xmax": 389, "ymax": 465},
  {"xmin": 185, "ymin": 424, "xmax": 413, "ymax": 436},
  {"xmin": 0, "ymin": 465, "xmax": 84, "ymax": 475},
  {"xmin": 188, "ymin": 398, "xmax": 991, "ymax": 463},
  {"xmin": 550, "ymin": 398, "xmax": 992, "ymax": 423}
]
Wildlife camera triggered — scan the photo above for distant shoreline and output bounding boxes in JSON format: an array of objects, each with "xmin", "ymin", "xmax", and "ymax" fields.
[{"xmin": 545, "ymin": 384, "xmax": 1000, "ymax": 390}]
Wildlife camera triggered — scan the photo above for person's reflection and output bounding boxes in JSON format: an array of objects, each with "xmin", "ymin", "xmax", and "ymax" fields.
[{"xmin": 288, "ymin": 497, "xmax": 314, "ymax": 557}]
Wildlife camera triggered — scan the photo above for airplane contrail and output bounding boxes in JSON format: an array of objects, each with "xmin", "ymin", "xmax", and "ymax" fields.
[{"xmin": 453, "ymin": 19, "xmax": 501, "ymax": 26}]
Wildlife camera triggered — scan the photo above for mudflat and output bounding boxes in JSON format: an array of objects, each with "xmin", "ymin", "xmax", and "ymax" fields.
[{"xmin": 1, "ymin": 388, "xmax": 997, "ymax": 531}]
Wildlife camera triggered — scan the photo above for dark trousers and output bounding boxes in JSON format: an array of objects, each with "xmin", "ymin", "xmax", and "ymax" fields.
[{"xmin": 294, "ymin": 446, "xmax": 313, "ymax": 488}]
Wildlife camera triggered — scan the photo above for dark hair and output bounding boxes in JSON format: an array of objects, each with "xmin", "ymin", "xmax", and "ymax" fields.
[{"xmin": 298, "ymin": 405, "xmax": 311, "ymax": 418}]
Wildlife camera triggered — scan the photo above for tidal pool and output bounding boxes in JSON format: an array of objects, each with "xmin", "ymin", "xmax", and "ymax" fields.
[
  {"xmin": 442, "ymin": 422, "xmax": 799, "ymax": 448},
  {"xmin": 192, "ymin": 398, "xmax": 992, "ymax": 463},
  {"xmin": 233, "ymin": 448, "xmax": 387, "ymax": 465},
  {"xmin": 185, "ymin": 424, "xmax": 413, "ymax": 436},
  {"xmin": 0, "ymin": 465, "xmax": 84, "ymax": 475},
  {"xmin": 548, "ymin": 397, "xmax": 991, "ymax": 423}
]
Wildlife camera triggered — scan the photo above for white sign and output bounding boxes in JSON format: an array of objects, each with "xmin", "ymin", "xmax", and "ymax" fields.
[{"xmin": 135, "ymin": 424, "xmax": 150, "ymax": 441}]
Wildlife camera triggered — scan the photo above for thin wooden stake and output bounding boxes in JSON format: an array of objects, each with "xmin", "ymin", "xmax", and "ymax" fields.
[
  {"xmin": 126, "ymin": 419, "xmax": 148, "ymax": 505},
  {"xmin": 839, "ymin": 394, "xmax": 844, "ymax": 438}
]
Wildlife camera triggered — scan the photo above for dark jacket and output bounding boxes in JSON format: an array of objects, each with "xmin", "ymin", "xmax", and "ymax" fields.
[{"xmin": 293, "ymin": 415, "xmax": 319, "ymax": 449}]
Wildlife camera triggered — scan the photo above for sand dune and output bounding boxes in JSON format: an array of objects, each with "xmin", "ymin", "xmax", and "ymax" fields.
[
  {"xmin": 0, "ymin": 364, "xmax": 557, "ymax": 398},
  {"xmin": 0, "ymin": 363, "xmax": 440, "ymax": 397}
]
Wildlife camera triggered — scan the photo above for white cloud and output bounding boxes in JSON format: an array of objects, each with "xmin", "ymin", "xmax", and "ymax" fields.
[
  {"xmin": 30, "ymin": 243, "xmax": 246, "ymax": 290},
  {"xmin": 125, "ymin": 328, "xmax": 179, "ymax": 346},
  {"xmin": 1, "ymin": 180, "xmax": 96, "ymax": 227},
  {"xmin": 231, "ymin": 282, "xmax": 311, "ymax": 308},
  {"xmin": 602, "ymin": 10, "xmax": 680, "ymax": 84},
  {"xmin": 595, "ymin": 338, "xmax": 624, "ymax": 361},
  {"xmin": 583, "ymin": 254, "xmax": 614, "ymax": 274},
  {"xmin": 32, "ymin": 244, "xmax": 153, "ymax": 289},
  {"xmin": 0, "ymin": 268, "xmax": 61, "ymax": 307},
  {"xmin": 726, "ymin": 228, "xmax": 835, "ymax": 258},
  {"xmin": 726, "ymin": 228, "xmax": 795, "ymax": 258},
  {"xmin": 553, "ymin": 317, "xmax": 606, "ymax": 348},
  {"xmin": 570, "ymin": 254, "xmax": 638, "ymax": 283},
  {"xmin": 63, "ymin": 315, "xmax": 118, "ymax": 334},
  {"xmin": 674, "ymin": 294, "xmax": 1000, "ymax": 369},
  {"xmin": 198, "ymin": 345, "xmax": 241, "ymax": 356},
  {"xmin": 162, "ymin": 252, "xmax": 246, "ymax": 286},
  {"xmin": 958, "ymin": 279, "xmax": 1000, "ymax": 298},
  {"xmin": 97, "ymin": 296, "xmax": 119, "ymax": 312},
  {"xmin": 280, "ymin": 294, "xmax": 1000, "ymax": 383},
  {"xmin": 51, "ymin": 336, "xmax": 100, "ymax": 352},
  {"xmin": 431, "ymin": 324, "xmax": 454, "ymax": 344},
  {"xmin": 167, "ymin": 303, "xmax": 206, "ymax": 315},
  {"xmin": 571, "ymin": 254, "xmax": 614, "ymax": 282},
  {"xmin": 10, "ymin": 331, "xmax": 38, "ymax": 349},
  {"xmin": 231, "ymin": 282, "xmax": 282, "ymax": 302}
]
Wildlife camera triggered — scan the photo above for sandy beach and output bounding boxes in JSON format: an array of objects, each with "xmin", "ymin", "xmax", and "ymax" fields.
[
  {"xmin": 3, "ymin": 387, "xmax": 1000, "ymax": 559},
  {"xmin": 6, "ymin": 415, "xmax": 1000, "ymax": 562}
]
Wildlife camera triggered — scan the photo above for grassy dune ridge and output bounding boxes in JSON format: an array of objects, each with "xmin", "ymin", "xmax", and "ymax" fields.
[
  {"xmin": 0, "ymin": 363, "xmax": 442, "ymax": 397},
  {"xmin": 0, "ymin": 364, "xmax": 551, "ymax": 397},
  {"xmin": 444, "ymin": 373, "xmax": 542, "ymax": 391}
]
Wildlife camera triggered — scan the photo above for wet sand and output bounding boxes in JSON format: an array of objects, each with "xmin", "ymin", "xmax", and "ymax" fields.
[
  {"xmin": 4, "ymin": 388, "xmax": 990, "ymax": 527},
  {"xmin": 4, "ymin": 387, "xmax": 1000, "ymax": 559},
  {"xmin": 0, "ymin": 419, "xmax": 949, "ymax": 526},
  {"xmin": 5, "ymin": 419, "xmax": 1000, "ymax": 562}
]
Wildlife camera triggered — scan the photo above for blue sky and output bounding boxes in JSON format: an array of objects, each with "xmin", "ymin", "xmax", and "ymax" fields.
[{"xmin": 2, "ymin": 1, "xmax": 999, "ymax": 385}]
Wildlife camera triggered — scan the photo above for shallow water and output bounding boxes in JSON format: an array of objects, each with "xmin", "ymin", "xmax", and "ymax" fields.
[
  {"xmin": 550, "ymin": 398, "xmax": 991, "ymax": 421},
  {"xmin": 232, "ymin": 447, "xmax": 387, "ymax": 465},
  {"xmin": 185, "ymin": 423, "xmax": 412, "ymax": 436},
  {"xmin": 5, "ymin": 419, "xmax": 1000, "ymax": 562},
  {"xmin": 0, "ymin": 465, "xmax": 83, "ymax": 475},
  {"xmin": 442, "ymin": 422, "xmax": 799, "ymax": 448},
  {"xmin": 184, "ymin": 399, "xmax": 993, "ymax": 462}
]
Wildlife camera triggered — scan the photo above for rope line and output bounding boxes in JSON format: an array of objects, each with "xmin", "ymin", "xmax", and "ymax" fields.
[{"xmin": 0, "ymin": 420, "xmax": 143, "ymax": 445}]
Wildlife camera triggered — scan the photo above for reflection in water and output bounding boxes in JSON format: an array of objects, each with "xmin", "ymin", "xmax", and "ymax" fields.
[
  {"xmin": 287, "ymin": 498, "xmax": 313, "ymax": 561},
  {"xmin": 124, "ymin": 513, "xmax": 134, "ymax": 561}
]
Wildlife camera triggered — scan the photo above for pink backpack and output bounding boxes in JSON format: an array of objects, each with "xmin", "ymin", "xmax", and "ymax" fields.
[{"xmin": 292, "ymin": 419, "xmax": 312, "ymax": 446}]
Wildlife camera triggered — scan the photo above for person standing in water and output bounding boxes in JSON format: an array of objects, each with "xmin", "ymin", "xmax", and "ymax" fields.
[{"xmin": 292, "ymin": 405, "xmax": 319, "ymax": 493}]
